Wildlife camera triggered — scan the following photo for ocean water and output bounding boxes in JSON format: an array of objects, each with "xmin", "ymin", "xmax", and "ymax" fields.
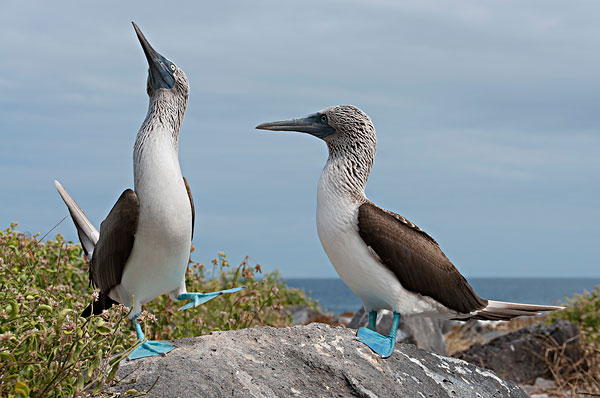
[{"xmin": 285, "ymin": 278, "xmax": 600, "ymax": 314}]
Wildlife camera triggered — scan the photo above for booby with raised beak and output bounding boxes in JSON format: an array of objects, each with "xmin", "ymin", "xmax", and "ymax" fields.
[{"xmin": 55, "ymin": 22, "xmax": 244, "ymax": 360}]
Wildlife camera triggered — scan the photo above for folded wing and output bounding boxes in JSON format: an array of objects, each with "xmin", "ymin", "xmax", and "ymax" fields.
[{"xmin": 357, "ymin": 201, "xmax": 488, "ymax": 315}]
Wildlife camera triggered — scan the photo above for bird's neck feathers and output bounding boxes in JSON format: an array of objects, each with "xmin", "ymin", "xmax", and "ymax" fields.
[
  {"xmin": 322, "ymin": 133, "xmax": 376, "ymax": 201},
  {"xmin": 136, "ymin": 89, "xmax": 188, "ymax": 150}
]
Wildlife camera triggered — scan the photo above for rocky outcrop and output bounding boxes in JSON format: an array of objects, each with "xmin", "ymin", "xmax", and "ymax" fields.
[
  {"xmin": 113, "ymin": 323, "xmax": 526, "ymax": 397},
  {"xmin": 284, "ymin": 305, "xmax": 354, "ymax": 326},
  {"xmin": 349, "ymin": 307, "xmax": 448, "ymax": 355},
  {"xmin": 456, "ymin": 320, "xmax": 583, "ymax": 384}
]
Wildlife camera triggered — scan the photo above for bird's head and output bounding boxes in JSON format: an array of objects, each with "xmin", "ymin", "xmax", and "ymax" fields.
[
  {"xmin": 256, "ymin": 105, "xmax": 377, "ymax": 194},
  {"xmin": 256, "ymin": 105, "xmax": 376, "ymax": 155},
  {"xmin": 132, "ymin": 22, "xmax": 189, "ymax": 102}
]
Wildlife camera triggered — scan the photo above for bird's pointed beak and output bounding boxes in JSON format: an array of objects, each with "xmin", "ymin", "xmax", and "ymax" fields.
[
  {"xmin": 132, "ymin": 22, "xmax": 175, "ymax": 91},
  {"xmin": 255, "ymin": 113, "xmax": 336, "ymax": 139}
]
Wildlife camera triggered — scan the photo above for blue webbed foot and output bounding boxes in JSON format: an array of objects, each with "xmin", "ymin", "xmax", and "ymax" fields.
[
  {"xmin": 357, "ymin": 327, "xmax": 396, "ymax": 358},
  {"xmin": 177, "ymin": 286, "xmax": 246, "ymax": 311},
  {"xmin": 127, "ymin": 314, "xmax": 174, "ymax": 360},
  {"xmin": 356, "ymin": 311, "xmax": 401, "ymax": 358},
  {"xmin": 128, "ymin": 339, "xmax": 174, "ymax": 360}
]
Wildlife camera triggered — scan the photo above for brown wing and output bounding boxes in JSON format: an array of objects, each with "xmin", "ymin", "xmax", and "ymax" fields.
[
  {"xmin": 183, "ymin": 176, "xmax": 195, "ymax": 239},
  {"xmin": 90, "ymin": 189, "xmax": 139, "ymax": 294},
  {"xmin": 357, "ymin": 202, "xmax": 487, "ymax": 314}
]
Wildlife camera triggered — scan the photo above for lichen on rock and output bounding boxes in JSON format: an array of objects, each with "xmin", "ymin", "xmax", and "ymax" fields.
[{"xmin": 113, "ymin": 323, "xmax": 527, "ymax": 397}]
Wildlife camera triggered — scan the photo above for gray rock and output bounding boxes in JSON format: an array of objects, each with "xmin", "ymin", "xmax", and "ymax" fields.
[
  {"xmin": 439, "ymin": 319, "xmax": 457, "ymax": 335},
  {"xmin": 454, "ymin": 320, "xmax": 512, "ymax": 344},
  {"xmin": 113, "ymin": 323, "xmax": 526, "ymax": 398},
  {"xmin": 521, "ymin": 377, "xmax": 556, "ymax": 392},
  {"xmin": 348, "ymin": 307, "xmax": 448, "ymax": 355},
  {"xmin": 333, "ymin": 312, "xmax": 355, "ymax": 326},
  {"xmin": 283, "ymin": 306, "xmax": 355, "ymax": 326},
  {"xmin": 347, "ymin": 306, "xmax": 368, "ymax": 329},
  {"xmin": 284, "ymin": 305, "xmax": 325, "ymax": 325},
  {"xmin": 456, "ymin": 320, "xmax": 582, "ymax": 384}
]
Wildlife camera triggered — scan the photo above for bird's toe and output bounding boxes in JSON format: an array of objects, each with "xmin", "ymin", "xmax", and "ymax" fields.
[
  {"xmin": 128, "ymin": 340, "xmax": 174, "ymax": 360},
  {"xmin": 357, "ymin": 327, "xmax": 396, "ymax": 358}
]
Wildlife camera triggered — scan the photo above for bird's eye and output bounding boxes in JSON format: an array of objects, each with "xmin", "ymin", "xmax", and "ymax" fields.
[
  {"xmin": 170, "ymin": 64, "xmax": 176, "ymax": 71},
  {"xmin": 321, "ymin": 115, "xmax": 328, "ymax": 123}
]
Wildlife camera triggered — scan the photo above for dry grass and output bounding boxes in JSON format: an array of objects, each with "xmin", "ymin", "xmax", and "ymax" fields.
[
  {"xmin": 445, "ymin": 322, "xmax": 489, "ymax": 356},
  {"xmin": 445, "ymin": 316, "xmax": 542, "ymax": 356},
  {"xmin": 444, "ymin": 315, "xmax": 600, "ymax": 398},
  {"xmin": 521, "ymin": 340, "xmax": 600, "ymax": 398},
  {"xmin": 542, "ymin": 339, "xmax": 600, "ymax": 398},
  {"xmin": 496, "ymin": 315, "xmax": 548, "ymax": 332}
]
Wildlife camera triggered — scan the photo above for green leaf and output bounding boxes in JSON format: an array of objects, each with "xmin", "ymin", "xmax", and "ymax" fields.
[
  {"xmin": 35, "ymin": 305, "xmax": 52, "ymax": 315},
  {"xmin": 96, "ymin": 325, "xmax": 111, "ymax": 335},
  {"xmin": 14, "ymin": 381, "xmax": 29, "ymax": 397}
]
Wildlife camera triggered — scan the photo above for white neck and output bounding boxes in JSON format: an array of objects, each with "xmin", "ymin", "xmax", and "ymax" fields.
[{"xmin": 318, "ymin": 156, "xmax": 367, "ymax": 204}]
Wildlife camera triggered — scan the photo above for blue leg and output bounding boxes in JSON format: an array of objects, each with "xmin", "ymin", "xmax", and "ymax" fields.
[
  {"xmin": 127, "ymin": 315, "xmax": 174, "ymax": 360},
  {"xmin": 367, "ymin": 310, "xmax": 377, "ymax": 331},
  {"xmin": 177, "ymin": 286, "xmax": 246, "ymax": 311},
  {"xmin": 357, "ymin": 312, "xmax": 401, "ymax": 358}
]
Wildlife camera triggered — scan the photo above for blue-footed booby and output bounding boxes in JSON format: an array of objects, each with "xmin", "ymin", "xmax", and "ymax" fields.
[
  {"xmin": 256, "ymin": 105, "xmax": 563, "ymax": 358},
  {"xmin": 54, "ymin": 22, "xmax": 244, "ymax": 360}
]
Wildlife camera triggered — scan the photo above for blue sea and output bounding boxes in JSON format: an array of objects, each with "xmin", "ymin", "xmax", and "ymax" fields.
[{"xmin": 285, "ymin": 278, "xmax": 600, "ymax": 314}]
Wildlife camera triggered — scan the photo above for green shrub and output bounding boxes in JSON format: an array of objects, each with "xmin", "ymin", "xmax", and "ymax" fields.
[
  {"xmin": 545, "ymin": 287, "xmax": 600, "ymax": 395},
  {"xmin": 549, "ymin": 285, "xmax": 600, "ymax": 347},
  {"xmin": 0, "ymin": 224, "xmax": 315, "ymax": 397}
]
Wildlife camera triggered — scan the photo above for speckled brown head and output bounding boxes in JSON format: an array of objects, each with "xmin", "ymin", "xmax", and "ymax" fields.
[{"xmin": 256, "ymin": 105, "xmax": 377, "ymax": 190}]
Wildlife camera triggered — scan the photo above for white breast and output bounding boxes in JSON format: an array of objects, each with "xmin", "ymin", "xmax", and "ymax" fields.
[
  {"xmin": 117, "ymin": 130, "xmax": 192, "ymax": 311},
  {"xmin": 316, "ymin": 161, "xmax": 452, "ymax": 317}
]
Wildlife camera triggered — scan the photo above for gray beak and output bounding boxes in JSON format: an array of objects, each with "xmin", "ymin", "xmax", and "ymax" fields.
[
  {"xmin": 256, "ymin": 113, "xmax": 335, "ymax": 139},
  {"xmin": 132, "ymin": 22, "xmax": 176, "ymax": 90}
]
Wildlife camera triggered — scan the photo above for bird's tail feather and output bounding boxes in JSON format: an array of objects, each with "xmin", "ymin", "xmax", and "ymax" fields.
[
  {"xmin": 54, "ymin": 180, "xmax": 100, "ymax": 258},
  {"xmin": 81, "ymin": 292, "xmax": 118, "ymax": 318},
  {"xmin": 469, "ymin": 300, "xmax": 564, "ymax": 321}
]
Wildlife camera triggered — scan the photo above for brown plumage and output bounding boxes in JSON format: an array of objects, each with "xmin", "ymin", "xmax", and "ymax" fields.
[
  {"xmin": 358, "ymin": 201, "xmax": 488, "ymax": 314},
  {"xmin": 56, "ymin": 177, "xmax": 195, "ymax": 317},
  {"xmin": 90, "ymin": 189, "xmax": 139, "ymax": 295},
  {"xmin": 256, "ymin": 104, "xmax": 563, "ymax": 323},
  {"xmin": 183, "ymin": 176, "xmax": 195, "ymax": 239}
]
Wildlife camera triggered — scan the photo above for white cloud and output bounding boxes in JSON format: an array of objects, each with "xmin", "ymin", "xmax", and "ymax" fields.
[{"xmin": 1, "ymin": 0, "xmax": 598, "ymax": 278}]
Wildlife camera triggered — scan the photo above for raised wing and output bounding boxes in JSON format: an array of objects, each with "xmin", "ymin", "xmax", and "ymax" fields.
[
  {"xmin": 357, "ymin": 202, "xmax": 487, "ymax": 314},
  {"xmin": 90, "ymin": 189, "xmax": 139, "ymax": 294},
  {"xmin": 183, "ymin": 176, "xmax": 195, "ymax": 239}
]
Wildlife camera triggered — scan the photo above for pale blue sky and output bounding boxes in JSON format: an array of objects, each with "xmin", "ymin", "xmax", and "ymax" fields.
[{"xmin": 1, "ymin": 1, "xmax": 598, "ymax": 277}]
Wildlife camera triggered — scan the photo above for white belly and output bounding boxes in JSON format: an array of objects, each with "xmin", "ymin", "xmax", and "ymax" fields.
[
  {"xmin": 115, "ymin": 133, "xmax": 192, "ymax": 314},
  {"xmin": 316, "ymin": 170, "xmax": 451, "ymax": 317}
]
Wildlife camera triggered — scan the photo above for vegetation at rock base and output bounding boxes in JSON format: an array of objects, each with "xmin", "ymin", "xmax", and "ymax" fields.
[
  {"xmin": 0, "ymin": 223, "xmax": 316, "ymax": 397},
  {"xmin": 445, "ymin": 287, "xmax": 600, "ymax": 397},
  {"xmin": 2, "ymin": 219, "xmax": 599, "ymax": 398},
  {"xmin": 550, "ymin": 286, "xmax": 600, "ymax": 348},
  {"xmin": 546, "ymin": 286, "xmax": 600, "ymax": 396}
]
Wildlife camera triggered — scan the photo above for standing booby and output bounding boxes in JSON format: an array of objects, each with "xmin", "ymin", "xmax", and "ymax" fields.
[
  {"xmin": 256, "ymin": 105, "xmax": 562, "ymax": 358},
  {"xmin": 55, "ymin": 22, "xmax": 244, "ymax": 360}
]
